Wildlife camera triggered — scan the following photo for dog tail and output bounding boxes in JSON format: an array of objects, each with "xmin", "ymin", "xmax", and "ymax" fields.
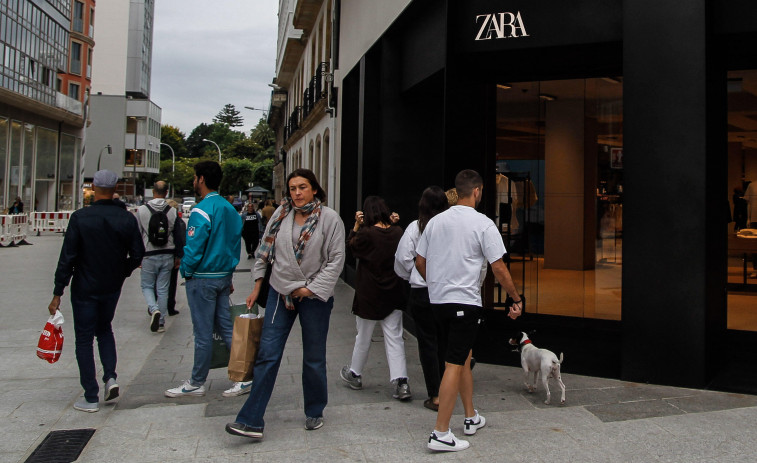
[{"xmin": 557, "ymin": 352, "xmax": 564, "ymax": 364}]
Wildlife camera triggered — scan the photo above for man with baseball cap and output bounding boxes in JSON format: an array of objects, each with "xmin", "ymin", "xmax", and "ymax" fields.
[{"xmin": 49, "ymin": 170, "xmax": 145, "ymax": 412}]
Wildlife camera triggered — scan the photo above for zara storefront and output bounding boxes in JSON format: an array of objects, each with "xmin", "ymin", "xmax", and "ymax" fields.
[{"xmin": 336, "ymin": 0, "xmax": 757, "ymax": 391}]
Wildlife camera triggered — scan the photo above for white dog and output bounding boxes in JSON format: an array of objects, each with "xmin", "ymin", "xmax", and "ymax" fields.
[{"xmin": 509, "ymin": 332, "xmax": 565, "ymax": 405}]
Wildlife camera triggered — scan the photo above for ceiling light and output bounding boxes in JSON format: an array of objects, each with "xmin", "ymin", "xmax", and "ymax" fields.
[
  {"xmin": 497, "ymin": 84, "xmax": 512, "ymax": 90},
  {"xmin": 538, "ymin": 93, "xmax": 556, "ymax": 101}
]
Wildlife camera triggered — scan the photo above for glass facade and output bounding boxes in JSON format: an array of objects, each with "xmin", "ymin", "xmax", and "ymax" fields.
[
  {"xmin": 1, "ymin": 0, "xmax": 70, "ymax": 106},
  {"xmin": 727, "ymin": 69, "xmax": 757, "ymax": 332},
  {"xmin": 493, "ymin": 78, "xmax": 623, "ymax": 320}
]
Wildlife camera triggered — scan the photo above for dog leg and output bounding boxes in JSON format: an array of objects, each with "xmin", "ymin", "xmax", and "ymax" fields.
[
  {"xmin": 522, "ymin": 360, "xmax": 534, "ymax": 393},
  {"xmin": 555, "ymin": 367, "xmax": 566, "ymax": 405},
  {"xmin": 541, "ymin": 369, "xmax": 551, "ymax": 405}
]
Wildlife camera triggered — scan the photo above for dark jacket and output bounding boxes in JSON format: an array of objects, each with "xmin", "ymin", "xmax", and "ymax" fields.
[
  {"xmin": 348, "ymin": 225, "xmax": 407, "ymax": 320},
  {"xmin": 54, "ymin": 199, "xmax": 145, "ymax": 296}
]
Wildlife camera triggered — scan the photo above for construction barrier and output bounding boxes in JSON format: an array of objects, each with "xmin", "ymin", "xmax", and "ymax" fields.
[
  {"xmin": 0, "ymin": 214, "xmax": 29, "ymax": 246},
  {"xmin": 30, "ymin": 211, "xmax": 72, "ymax": 234}
]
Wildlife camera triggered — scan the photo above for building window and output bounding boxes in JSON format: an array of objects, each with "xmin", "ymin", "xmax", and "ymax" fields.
[
  {"xmin": 68, "ymin": 82, "xmax": 80, "ymax": 100},
  {"xmin": 73, "ymin": 1, "xmax": 84, "ymax": 33},
  {"xmin": 70, "ymin": 42, "xmax": 82, "ymax": 75},
  {"xmin": 89, "ymin": 8, "xmax": 95, "ymax": 37}
]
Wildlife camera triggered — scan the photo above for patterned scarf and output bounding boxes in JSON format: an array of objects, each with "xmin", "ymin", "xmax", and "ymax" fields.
[{"xmin": 256, "ymin": 197, "xmax": 322, "ymax": 308}]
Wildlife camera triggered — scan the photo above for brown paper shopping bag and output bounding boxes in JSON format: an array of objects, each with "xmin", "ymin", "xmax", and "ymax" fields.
[{"xmin": 228, "ymin": 313, "xmax": 263, "ymax": 382}]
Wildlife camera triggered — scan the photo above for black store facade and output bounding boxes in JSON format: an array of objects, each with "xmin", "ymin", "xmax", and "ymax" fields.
[{"xmin": 338, "ymin": 0, "xmax": 757, "ymax": 392}]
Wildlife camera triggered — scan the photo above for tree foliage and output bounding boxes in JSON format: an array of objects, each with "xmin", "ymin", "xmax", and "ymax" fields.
[
  {"xmin": 159, "ymin": 125, "xmax": 188, "ymax": 161},
  {"xmin": 213, "ymin": 104, "xmax": 244, "ymax": 127},
  {"xmin": 185, "ymin": 123, "xmax": 246, "ymax": 158},
  {"xmin": 250, "ymin": 117, "xmax": 275, "ymax": 148},
  {"xmin": 158, "ymin": 118, "xmax": 276, "ymax": 198}
]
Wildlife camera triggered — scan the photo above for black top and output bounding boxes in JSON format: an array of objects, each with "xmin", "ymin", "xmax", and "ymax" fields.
[
  {"xmin": 54, "ymin": 200, "xmax": 145, "ymax": 296},
  {"xmin": 348, "ymin": 225, "xmax": 407, "ymax": 320}
]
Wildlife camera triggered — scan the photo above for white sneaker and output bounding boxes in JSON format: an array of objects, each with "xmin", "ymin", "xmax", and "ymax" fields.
[
  {"xmin": 223, "ymin": 381, "xmax": 253, "ymax": 397},
  {"xmin": 463, "ymin": 411, "xmax": 486, "ymax": 435},
  {"xmin": 427, "ymin": 430, "xmax": 469, "ymax": 452},
  {"xmin": 165, "ymin": 380, "xmax": 206, "ymax": 397}
]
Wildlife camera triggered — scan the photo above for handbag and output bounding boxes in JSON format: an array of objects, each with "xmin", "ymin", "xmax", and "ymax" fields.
[
  {"xmin": 256, "ymin": 262, "xmax": 273, "ymax": 308},
  {"xmin": 228, "ymin": 308, "xmax": 263, "ymax": 382},
  {"xmin": 209, "ymin": 301, "xmax": 252, "ymax": 369}
]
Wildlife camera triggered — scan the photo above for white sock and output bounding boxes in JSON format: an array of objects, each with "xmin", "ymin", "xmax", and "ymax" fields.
[
  {"xmin": 465, "ymin": 411, "xmax": 479, "ymax": 421},
  {"xmin": 433, "ymin": 429, "xmax": 450, "ymax": 439}
]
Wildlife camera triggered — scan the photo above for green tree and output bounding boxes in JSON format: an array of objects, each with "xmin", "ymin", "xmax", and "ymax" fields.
[
  {"xmin": 159, "ymin": 155, "xmax": 213, "ymax": 197},
  {"xmin": 250, "ymin": 117, "xmax": 275, "ymax": 148},
  {"xmin": 159, "ymin": 125, "xmax": 188, "ymax": 161},
  {"xmin": 213, "ymin": 104, "xmax": 244, "ymax": 127},
  {"xmin": 225, "ymin": 138, "xmax": 265, "ymax": 161},
  {"xmin": 219, "ymin": 158, "xmax": 275, "ymax": 195},
  {"xmin": 186, "ymin": 123, "xmax": 246, "ymax": 158}
]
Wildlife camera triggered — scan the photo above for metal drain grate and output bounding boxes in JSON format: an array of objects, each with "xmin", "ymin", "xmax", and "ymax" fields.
[{"xmin": 25, "ymin": 428, "xmax": 96, "ymax": 463}]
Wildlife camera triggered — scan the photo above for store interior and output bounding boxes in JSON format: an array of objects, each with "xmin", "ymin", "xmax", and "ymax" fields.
[{"xmin": 493, "ymin": 72, "xmax": 757, "ymax": 331}]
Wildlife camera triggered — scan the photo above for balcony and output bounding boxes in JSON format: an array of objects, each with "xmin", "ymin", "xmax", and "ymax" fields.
[
  {"xmin": 293, "ymin": 0, "xmax": 322, "ymax": 34},
  {"xmin": 55, "ymin": 92, "xmax": 83, "ymax": 115},
  {"xmin": 282, "ymin": 62, "xmax": 334, "ymax": 144}
]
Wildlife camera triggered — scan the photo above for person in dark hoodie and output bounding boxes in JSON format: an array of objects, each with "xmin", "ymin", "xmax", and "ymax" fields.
[{"xmin": 48, "ymin": 169, "xmax": 144, "ymax": 413}]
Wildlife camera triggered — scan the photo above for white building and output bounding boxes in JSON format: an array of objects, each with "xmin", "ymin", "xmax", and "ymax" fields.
[
  {"xmin": 86, "ymin": 0, "xmax": 161, "ymax": 199},
  {"xmin": 268, "ymin": 0, "xmax": 337, "ymax": 206}
]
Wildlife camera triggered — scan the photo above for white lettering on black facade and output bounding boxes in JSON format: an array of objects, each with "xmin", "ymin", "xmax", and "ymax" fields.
[{"xmin": 475, "ymin": 12, "xmax": 529, "ymax": 41}]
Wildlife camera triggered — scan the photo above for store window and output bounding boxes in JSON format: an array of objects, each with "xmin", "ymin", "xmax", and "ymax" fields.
[
  {"xmin": 0, "ymin": 118, "xmax": 7, "ymax": 209},
  {"xmin": 726, "ymin": 69, "xmax": 757, "ymax": 331},
  {"xmin": 35, "ymin": 127, "xmax": 57, "ymax": 211},
  {"xmin": 493, "ymin": 78, "xmax": 623, "ymax": 320},
  {"xmin": 58, "ymin": 133, "xmax": 77, "ymax": 211}
]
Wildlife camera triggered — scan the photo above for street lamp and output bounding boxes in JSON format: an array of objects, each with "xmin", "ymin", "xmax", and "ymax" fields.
[
  {"xmin": 202, "ymin": 138, "xmax": 221, "ymax": 162},
  {"xmin": 160, "ymin": 142, "xmax": 175, "ymax": 198},
  {"xmin": 96, "ymin": 145, "xmax": 112, "ymax": 170}
]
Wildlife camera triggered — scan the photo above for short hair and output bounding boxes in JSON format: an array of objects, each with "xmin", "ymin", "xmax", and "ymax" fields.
[
  {"xmin": 419, "ymin": 186, "xmax": 449, "ymax": 233},
  {"xmin": 286, "ymin": 168, "xmax": 326, "ymax": 202},
  {"xmin": 153, "ymin": 181, "xmax": 168, "ymax": 196},
  {"xmin": 362, "ymin": 196, "xmax": 391, "ymax": 227},
  {"xmin": 194, "ymin": 161, "xmax": 222, "ymax": 191},
  {"xmin": 455, "ymin": 169, "xmax": 483, "ymax": 198}
]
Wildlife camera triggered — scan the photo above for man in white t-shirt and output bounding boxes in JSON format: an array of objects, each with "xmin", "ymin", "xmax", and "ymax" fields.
[{"xmin": 416, "ymin": 169, "xmax": 523, "ymax": 452}]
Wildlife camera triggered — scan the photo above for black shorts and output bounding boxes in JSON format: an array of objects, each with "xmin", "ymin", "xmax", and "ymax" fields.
[{"xmin": 432, "ymin": 303, "xmax": 481, "ymax": 366}]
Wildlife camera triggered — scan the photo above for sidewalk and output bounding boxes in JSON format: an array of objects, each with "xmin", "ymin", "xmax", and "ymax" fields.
[{"xmin": 3, "ymin": 234, "xmax": 757, "ymax": 462}]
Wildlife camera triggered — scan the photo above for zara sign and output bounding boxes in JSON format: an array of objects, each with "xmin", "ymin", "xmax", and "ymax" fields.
[
  {"xmin": 474, "ymin": 12, "xmax": 529, "ymax": 41},
  {"xmin": 451, "ymin": 0, "xmax": 621, "ymax": 54}
]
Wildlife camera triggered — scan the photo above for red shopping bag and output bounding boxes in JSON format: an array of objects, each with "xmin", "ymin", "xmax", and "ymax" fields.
[{"xmin": 37, "ymin": 311, "xmax": 64, "ymax": 363}]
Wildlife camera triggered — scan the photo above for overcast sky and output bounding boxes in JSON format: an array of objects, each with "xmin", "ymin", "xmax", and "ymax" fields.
[{"xmin": 151, "ymin": 0, "xmax": 278, "ymax": 136}]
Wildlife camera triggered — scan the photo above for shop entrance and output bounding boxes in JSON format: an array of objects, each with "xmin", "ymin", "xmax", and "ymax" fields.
[{"xmin": 490, "ymin": 78, "xmax": 623, "ymax": 321}]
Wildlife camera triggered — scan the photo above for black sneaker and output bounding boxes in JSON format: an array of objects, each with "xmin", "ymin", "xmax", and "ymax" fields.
[
  {"xmin": 150, "ymin": 311, "xmax": 160, "ymax": 332},
  {"xmin": 168, "ymin": 309, "xmax": 179, "ymax": 316},
  {"xmin": 225, "ymin": 422, "xmax": 263, "ymax": 438}
]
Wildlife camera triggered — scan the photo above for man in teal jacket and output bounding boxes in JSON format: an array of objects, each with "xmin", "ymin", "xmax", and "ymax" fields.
[{"xmin": 165, "ymin": 161, "xmax": 243, "ymax": 398}]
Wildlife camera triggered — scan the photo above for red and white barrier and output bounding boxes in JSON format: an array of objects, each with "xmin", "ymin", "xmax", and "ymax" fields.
[
  {"xmin": 30, "ymin": 211, "xmax": 72, "ymax": 234},
  {"xmin": 0, "ymin": 214, "xmax": 29, "ymax": 246}
]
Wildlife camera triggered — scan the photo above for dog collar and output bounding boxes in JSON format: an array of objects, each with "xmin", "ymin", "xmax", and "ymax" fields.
[{"xmin": 520, "ymin": 340, "xmax": 531, "ymax": 345}]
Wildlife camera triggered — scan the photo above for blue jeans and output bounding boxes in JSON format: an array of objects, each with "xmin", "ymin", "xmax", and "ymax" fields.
[
  {"xmin": 140, "ymin": 254, "xmax": 174, "ymax": 323},
  {"xmin": 71, "ymin": 290, "xmax": 121, "ymax": 403},
  {"xmin": 185, "ymin": 275, "xmax": 233, "ymax": 386},
  {"xmin": 236, "ymin": 287, "xmax": 334, "ymax": 430}
]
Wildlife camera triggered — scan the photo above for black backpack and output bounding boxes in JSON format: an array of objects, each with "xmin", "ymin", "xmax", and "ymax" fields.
[{"xmin": 145, "ymin": 204, "xmax": 171, "ymax": 246}]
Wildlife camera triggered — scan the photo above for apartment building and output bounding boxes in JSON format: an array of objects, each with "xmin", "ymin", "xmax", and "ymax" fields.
[
  {"xmin": 0, "ymin": 0, "xmax": 85, "ymax": 211},
  {"xmin": 86, "ymin": 0, "xmax": 160, "ymax": 199},
  {"xmin": 59, "ymin": 0, "xmax": 95, "ymax": 105},
  {"xmin": 268, "ymin": 0, "xmax": 336, "ymax": 205}
]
